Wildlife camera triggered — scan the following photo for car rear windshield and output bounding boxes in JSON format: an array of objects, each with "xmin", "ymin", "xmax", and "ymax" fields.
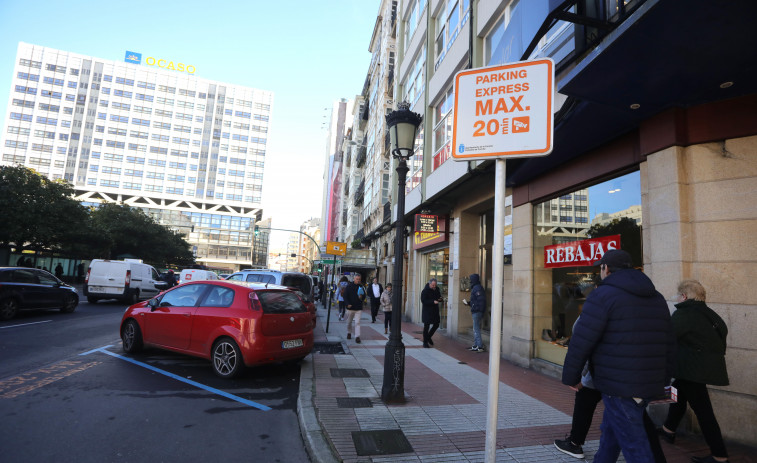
[
  {"xmin": 256, "ymin": 290, "xmax": 306, "ymax": 314},
  {"xmin": 281, "ymin": 275, "xmax": 312, "ymax": 300}
]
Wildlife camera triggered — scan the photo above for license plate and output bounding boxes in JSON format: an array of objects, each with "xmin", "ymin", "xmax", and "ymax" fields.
[
  {"xmin": 89, "ymin": 286, "xmax": 103, "ymax": 292},
  {"xmin": 281, "ymin": 339, "xmax": 303, "ymax": 349}
]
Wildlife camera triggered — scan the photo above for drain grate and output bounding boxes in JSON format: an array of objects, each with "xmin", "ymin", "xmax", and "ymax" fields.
[
  {"xmin": 312, "ymin": 342, "xmax": 346, "ymax": 354},
  {"xmin": 336, "ymin": 397, "xmax": 373, "ymax": 408},
  {"xmin": 458, "ymin": 361, "xmax": 467, "ymax": 364},
  {"xmin": 352, "ymin": 429, "xmax": 413, "ymax": 456},
  {"xmin": 330, "ymin": 368, "xmax": 370, "ymax": 378}
]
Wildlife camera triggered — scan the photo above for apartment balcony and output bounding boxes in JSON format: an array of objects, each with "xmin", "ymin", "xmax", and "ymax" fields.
[
  {"xmin": 353, "ymin": 179, "xmax": 365, "ymax": 206},
  {"xmin": 383, "ymin": 201, "xmax": 391, "ymax": 225},
  {"xmin": 344, "ymin": 181, "xmax": 350, "ymax": 196},
  {"xmin": 355, "ymin": 145, "xmax": 366, "ymax": 168},
  {"xmin": 361, "ymin": 74, "xmax": 371, "ymax": 99},
  {"xmin": 361, "ymin": 100, "xmax": 370, "ymax": 121}
]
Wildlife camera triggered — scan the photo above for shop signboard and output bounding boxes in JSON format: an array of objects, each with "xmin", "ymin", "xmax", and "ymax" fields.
[
  {"xmin": 452, "ymin": 58, "xmax": 554, "ymax": 160},
  {"xmin": 543, "ymin": 235, "xmax": 621, "ymax": 269},
  {"xmin": 413, "ymin": 216, "xmax": 448, "ymax": 250},
  {"xmin": 414, "ymin": 214, "xmax": 438, "ymax": 233}
]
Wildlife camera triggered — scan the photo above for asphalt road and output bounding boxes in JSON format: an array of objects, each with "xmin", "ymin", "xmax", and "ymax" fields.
[{"xmin": 0, "ymin": 299, "xmax": 310, "ymax": 463}]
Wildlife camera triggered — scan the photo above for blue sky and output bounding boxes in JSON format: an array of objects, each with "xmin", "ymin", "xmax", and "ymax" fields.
[{"xmin": 0, "ymin": 0, "xmax": 380, "ymax": 248}]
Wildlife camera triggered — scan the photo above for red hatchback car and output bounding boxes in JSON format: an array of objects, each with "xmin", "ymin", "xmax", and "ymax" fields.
[{"xmin": 119, "ymin": 280, "xmax": 314, "ymax": 378}]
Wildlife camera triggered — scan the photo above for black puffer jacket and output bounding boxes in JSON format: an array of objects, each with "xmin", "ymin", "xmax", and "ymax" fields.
[
  {"xmin": 562, "ymin": 269, "xmax": 675, "ymax": 399},
  {"xmin": 469, "ymin": 274, "xmax": 486, "ymax": 314}
]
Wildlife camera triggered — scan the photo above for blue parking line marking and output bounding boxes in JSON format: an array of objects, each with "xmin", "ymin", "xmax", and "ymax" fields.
[
  {"xmin": 79, "ymin": 344, "xmax": 114, "ymax": 356},
  {"xmin": 81, "ymin": 346, "xmax": 271, "ymax": 411}
]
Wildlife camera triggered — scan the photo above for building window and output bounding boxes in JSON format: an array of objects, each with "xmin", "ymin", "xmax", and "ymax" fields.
[
  {"xmin": 532, "ymin": 171, "xmax": 641, "ymax": 366},
  {"xmin": 434, "ymin": 0, "xmax": 470, "ymax": 69},
  {"xmin": 404, "ymin": 0, "xmax": 427, "ymax": 52},
  {"xmin": 403, "ymin": 45, "xmax": 426, "ymax": 106},
  {"xmin": 431, "ymin": 87, "xmax": 454, "ymax": 171}
]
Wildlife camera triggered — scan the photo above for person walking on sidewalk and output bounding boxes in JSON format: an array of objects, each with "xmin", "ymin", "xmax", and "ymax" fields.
[
  {"xmin": 463, "ymin": 273, "xmax": 486, "ymax": 352},
  {"xmin": 380, "ymin": 283, "xmax": 392, "ymax": 334},
  {"xmin": 368, "ymin": 277, "xmax": 383, "ymax": 323},
  {"xmin": 555, "ymin": 318, "xmax": 667, "ymax": 462},
  {"xmin": 659, "ymin": 279, "xmax": 730, "ymax": 463},
  {"xmin": 421, "ymin": 278, "xmax": 442, "ymax": 348},
  {"xmin": 343, "ymin": 274, "xmax": 365, "ymax": 344},
  {"xmin": 337, "ymin": 276, "xmax": 348, "ymax": 321},
  {"xmin": 562, "ymin": 249, "xmax": 675, "ymax": 463}
]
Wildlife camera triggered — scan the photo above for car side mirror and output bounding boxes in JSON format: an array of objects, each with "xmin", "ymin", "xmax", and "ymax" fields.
[
  {"xmin": 148, "ymin": 298, "xmax": 159, "ymax": 311},
  {"xmin": 154, "ymin": 281, "xmax": 168, "ymax": 290}
]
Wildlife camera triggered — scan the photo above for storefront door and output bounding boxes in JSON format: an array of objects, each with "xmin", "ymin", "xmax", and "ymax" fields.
[{"xmin": 426, "ymin": 249, "xmax": 449, "ymax": 330}]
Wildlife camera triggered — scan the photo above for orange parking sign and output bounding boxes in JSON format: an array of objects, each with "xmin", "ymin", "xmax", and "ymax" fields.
[
  {"xmin": 452, "ymin": 58, "xmax": 554, "ymax": 160},
  {"xmin": 326, "ymin": 241, "xmax": 347, "ymax": 256}
]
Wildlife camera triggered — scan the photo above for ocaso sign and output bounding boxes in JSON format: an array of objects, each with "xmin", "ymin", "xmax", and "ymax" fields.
[
  {"xmin": 145, "ymin": 57, "xmax": 196, "ymax": 74},
  {"xmin": 544, "ymin": 235, "xmax": 621, "ymax": 268}
]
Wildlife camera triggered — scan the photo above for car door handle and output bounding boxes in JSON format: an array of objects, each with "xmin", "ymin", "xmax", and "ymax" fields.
[{"xmin": 182, "ymin": 313, "xmax": 191, "ymax": 317}]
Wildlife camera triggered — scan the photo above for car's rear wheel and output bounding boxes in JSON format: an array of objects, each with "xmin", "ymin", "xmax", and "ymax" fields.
[
  {"xmin": 0, "ymin": 297, "xmax": 19, "ymax": 321},
  {"xmin": 121, "ymin": 319, "xmax": 143, "ymax": 353},
  {"xmin": 60, "ymin": 294, "xmax": 78, "ymax": 313},
  {"xmin": 87, "ymin": 296, "xmax": 99, "ymax": 304},
  {"xmin": 212, "ymin": 338, "xmax": 244, "ymax": 379}
]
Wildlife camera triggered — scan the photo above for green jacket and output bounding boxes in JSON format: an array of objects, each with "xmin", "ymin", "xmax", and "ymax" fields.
[{"xmin": 672, "ymin": 299, "xmax": 729, "ymax": 386}]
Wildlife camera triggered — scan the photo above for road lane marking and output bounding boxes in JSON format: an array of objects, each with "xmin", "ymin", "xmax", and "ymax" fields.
[
  {"xmin": 0, "ymin": 320, "xmax": 53, "ymax": 329},
  {"xmin": 80, "ymin": 346, "xmax": 272, "ymax": 411},
  {"xmin": 0, "ymin": 360, "xmax": 101, "ymax": 399}
]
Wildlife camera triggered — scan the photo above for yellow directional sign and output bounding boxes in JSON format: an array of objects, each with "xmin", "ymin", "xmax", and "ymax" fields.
[{"xmin": 326, "ymin": 241, "xmax": 347, "ymax": 256}]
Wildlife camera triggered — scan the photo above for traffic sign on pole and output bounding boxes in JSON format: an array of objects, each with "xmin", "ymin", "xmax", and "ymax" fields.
[
  {"xmin": 452, "ymin": 58, "xmax": 554, "ymax": 160},
  {"xmin": 451, "ymin": 58, "xmax": 555, "ymax": 463}
]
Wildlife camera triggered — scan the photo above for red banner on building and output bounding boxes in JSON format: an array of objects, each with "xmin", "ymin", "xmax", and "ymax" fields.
[{"xmin": 544, "ymin": 235, "xmax": 621, "ymax": 268}]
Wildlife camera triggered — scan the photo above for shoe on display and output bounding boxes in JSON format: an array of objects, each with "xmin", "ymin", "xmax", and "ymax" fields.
[
  {"xmin": 554, "ymin": 437, "xmax": 584, "ymax": 459},
  {"xmin": 355, "ymin": 337, "xmax": 361, "ymax": 344},
  {"xmin": 658, "ymin": 427, "xmax": 675, "ymax": 444},
  {"xmin": 542, "ymin": 329, "xmax": 555, "ymax": 342},
  {"xmin": 347, "ymin": 333, "xmax": 351, "ymax": 339},
  {"xmin": 691, "ymin": 456, "xmax": 729, "ymax": 463}
]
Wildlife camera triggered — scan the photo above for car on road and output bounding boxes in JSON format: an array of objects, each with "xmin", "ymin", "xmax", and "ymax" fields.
[
  {"xmin": 120, "ymin": 280, "xmax": 314, "ymax": 378},
  {"xmin": 85, "ymin": 259, "xmax": 167, "ymax": 304},
  {"xmin": 0, "ymin": 267, "xmax": 79, "ymax": 320},
  {"xmin": 227, "ymin": 270, "xmax": 316, "ymax": 324}
]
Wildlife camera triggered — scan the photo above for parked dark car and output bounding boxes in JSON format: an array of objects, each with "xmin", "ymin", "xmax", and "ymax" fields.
[{"xmin": 0, "ymin": 267, "xmax": 79, "ymax": 320}]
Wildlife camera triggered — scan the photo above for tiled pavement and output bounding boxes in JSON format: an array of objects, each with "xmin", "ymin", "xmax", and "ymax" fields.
[{"xmin": 300, "ymin": 304, "xmax": 757, "ymax": 463}]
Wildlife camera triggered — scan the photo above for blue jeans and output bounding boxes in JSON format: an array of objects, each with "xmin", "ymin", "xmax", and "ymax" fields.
[
  {"xmin": 594, "ymin": 394, "xmax": 654, "ymax": 463},
  {"xmin": 472, "ymin": 311, "xmax": 483, "ymax": 348}
]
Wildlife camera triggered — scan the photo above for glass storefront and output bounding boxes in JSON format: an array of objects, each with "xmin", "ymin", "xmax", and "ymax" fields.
[
  {"xmin": 425, "ymin": 248, "xmax": 449, "ymax": 329},
  {"xmin": 533, "ymin": 171, "xmax": 642, "ymax": 365}
]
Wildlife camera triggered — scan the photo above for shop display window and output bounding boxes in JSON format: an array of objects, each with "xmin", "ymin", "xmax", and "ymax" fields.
[{"xmin": 532, "ymin": 171, "xmax": 642, "ymax": 365}]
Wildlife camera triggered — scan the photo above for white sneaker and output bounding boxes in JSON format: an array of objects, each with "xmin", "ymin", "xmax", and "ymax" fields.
[{"xmin": 469, "ymin": 345, "xmax": 478, "ymax": 351}]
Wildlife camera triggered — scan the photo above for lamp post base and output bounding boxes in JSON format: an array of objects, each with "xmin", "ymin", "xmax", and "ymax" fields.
[{"xmin": 380, "ymin": 339, "xmax": 406, "ymax": 403}]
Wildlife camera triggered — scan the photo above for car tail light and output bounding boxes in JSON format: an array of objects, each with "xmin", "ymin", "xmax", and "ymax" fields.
[
  {"xmin": 85, "ymin": 268, "xmax": 91, "ymax": 283},
  {"xmin": 248, "ymin": 291, "xmax": 263, "ymax": 311},
  {"xmin": 125, "ymin": 270, "xmax": 131, "ymax": 288}
]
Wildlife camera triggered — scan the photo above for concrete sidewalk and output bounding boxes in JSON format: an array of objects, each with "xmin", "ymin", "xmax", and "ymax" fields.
[{"xmin": 298, "ymin": 303, "xmax": 756, "ymax": 463}]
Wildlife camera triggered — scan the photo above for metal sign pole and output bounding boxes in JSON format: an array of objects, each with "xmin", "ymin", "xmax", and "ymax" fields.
[
  {"xmin": 325, "ymin": 257, "xmax": 337, "ymax": 333},
  {"xmin": 485, "ymin": 159, "xmax": 506, "ymax": 462}
]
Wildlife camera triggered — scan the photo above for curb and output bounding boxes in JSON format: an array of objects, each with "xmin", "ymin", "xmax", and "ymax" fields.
[{"xmin": 297, "ymin": 352, "xmax": 339, "ymax": 463}]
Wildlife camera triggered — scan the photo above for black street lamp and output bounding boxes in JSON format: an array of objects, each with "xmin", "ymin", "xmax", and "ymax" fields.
[{"xmin": 381, "ymin": 102, "xmax": 422, "ymax": 403}]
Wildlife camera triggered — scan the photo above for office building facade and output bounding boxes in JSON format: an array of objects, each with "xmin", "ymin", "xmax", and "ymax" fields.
[{"xmin": 2, "ymin": 43, "xmax": 273, "ymax": 271}]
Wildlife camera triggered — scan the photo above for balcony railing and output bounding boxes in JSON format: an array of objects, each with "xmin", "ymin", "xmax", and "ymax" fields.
[
  {"xmin": 355, "ymin": 145, "xmax": 366, "ymax": 168},
  {"xmin": 354, "ymin": 179, "xmax": 365, "ymax": 206}
]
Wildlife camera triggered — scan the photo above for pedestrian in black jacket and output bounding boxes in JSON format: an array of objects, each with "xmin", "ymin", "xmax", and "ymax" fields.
[
  {"xmin": 660, "ymin": 279, "xmax": 730, "ymax": 463},
  {"xmin": 463, "ymin": 273, "xmax": 486, "ymax": 352},
  {"xmin": 420, "ymin": 278, "xmax": 442, "ymax": 348},
  {"xmin": 562, "ymin": 249, "xmax": 675, "ymax": 463},
  {"xmin": 343, "ymin": 274, "xmax": 365, "ymax": 343},
  {"xmin": 367, "ymin": 277, "xmax": 383, "ymax": 323}
]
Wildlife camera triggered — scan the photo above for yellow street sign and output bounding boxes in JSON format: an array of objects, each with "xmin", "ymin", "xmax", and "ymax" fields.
[{"xmin": 326, "ymin": 241, "xmax": 347, "ymax": 256}]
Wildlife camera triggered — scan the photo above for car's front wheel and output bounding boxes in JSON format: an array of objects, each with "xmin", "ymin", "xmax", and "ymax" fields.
[
  {"xmin": 211, "ymin": 338, "xmax": 244, "ymax": 379},
  {"xmin": 121, "ymin": 319, "xmax": 143, "ymax": 353},
  {"xmin": 60, "ymin": 294, "xmax": 78, "ymax": 313},
  {"xmin": 0, "ymin": 297, "xmax": 19, "ymax": 321}
]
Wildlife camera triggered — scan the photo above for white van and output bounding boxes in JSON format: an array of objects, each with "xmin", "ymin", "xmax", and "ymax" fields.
[
  {"xmin": 85, "ymin": 259, "xmax": 166, "ymax": 304},
  {"xmin": 179, "ymin": 268, "xmax": 218, "ymax": 285}
]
